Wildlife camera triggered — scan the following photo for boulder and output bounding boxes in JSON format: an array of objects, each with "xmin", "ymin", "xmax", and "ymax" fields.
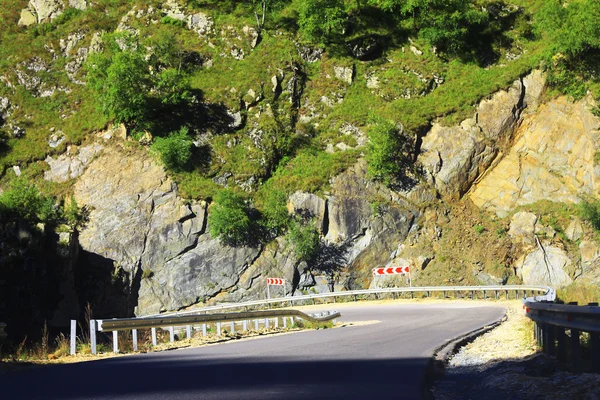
[
  {"xmin": 522, "ymin": 70, "xmax": 546, "ymax": 111},
  {"xmin": 516, "ymin": 245, "xmax": 573, "ymax": 288},
  {"xmin": 68, "ymin": 0, "xmax": 88, "ymax": 10},
  {"xmin": 508, "ymin": 212, "xmax": 537, "ymax": 246},
  {"xmin": 334, "ymin": 65, "xmax": 354, "ymax": 85},
  {"xmin": 18, "ymin": 9, "xmax": 37, "ymax": 26},
  {"xmin": 565, "ymin": 218, "xmax": 584, "ymax": 242},
  {"xmin": 30, "ymin": 0, "xmax": 63, "ymax": 23},
  {"xmin": 419, "ymin": 121, "xmax": 496, "ymax": 199}
]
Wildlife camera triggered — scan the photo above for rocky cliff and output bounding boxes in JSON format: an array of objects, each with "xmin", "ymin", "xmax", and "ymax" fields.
[{"xmin": 36, "ymin": 69, "xmax": 600, "ymax": 317}]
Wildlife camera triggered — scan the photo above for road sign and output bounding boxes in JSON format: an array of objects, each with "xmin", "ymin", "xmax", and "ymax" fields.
[
  {"xmin": 266, "ymin": 278, "xmax": 285, "ymax": 299},
  {"xmin": 372, "ymin": 266, "xmax": 410, "ymax": 276}
]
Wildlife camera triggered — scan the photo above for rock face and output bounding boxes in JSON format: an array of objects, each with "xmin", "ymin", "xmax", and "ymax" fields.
[
  {"xmin": 470, "ymin": 96, "xmax": 600, "ymax": 217},
  {"xmin": 419, "ymin": 71, "xmax": 550, "ymax": 202}
]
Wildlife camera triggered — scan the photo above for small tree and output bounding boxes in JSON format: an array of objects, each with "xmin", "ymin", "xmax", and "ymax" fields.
[
  {"xmin": 0, "ymin": 179, "xmax": 57, "ymax": 223},
  {"xmin": 150, "ymin": 127, "xmax": 193, "ymax": 171},
  {"xmin": 208, "ymin": 189, "xmax": 253, "ymax": 246},
  {"xmin": 286, "ymin": 217, "xmax": 320, "ymax": 263},
  {"xmin": 366, "ymin": 117, "xmax": 413, "ymax": 188},
  {"xmin": 86, "ymin": 34, "xmax": 150, "ymax": 126},
  {"xmin": 298, "ymin": 0, "xmax": 346, "ymax": 44}
]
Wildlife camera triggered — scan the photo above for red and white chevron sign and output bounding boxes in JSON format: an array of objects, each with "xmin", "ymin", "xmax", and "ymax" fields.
[
  {"xmin": 267, "ymin": 278, "xmax": 285, "ymax": 285},
  {"xmin": 372, "ymin": 266, "xmax": 410, "ymax": 276}
]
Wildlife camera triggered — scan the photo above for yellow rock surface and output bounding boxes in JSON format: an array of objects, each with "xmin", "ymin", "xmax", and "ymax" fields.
[{"xmin": 470, "ymin": 96, "xmax": 600, "ymax": 216}]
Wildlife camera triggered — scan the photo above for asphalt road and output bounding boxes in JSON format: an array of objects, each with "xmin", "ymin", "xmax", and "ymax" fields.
[{"xmin": 0, "ymin": 302, "xmax": 504, "ymax": 400}]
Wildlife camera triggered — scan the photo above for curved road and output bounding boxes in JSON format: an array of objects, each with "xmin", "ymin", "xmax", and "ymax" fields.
[{"xmin": 0, "ymin": 302, "xmax": 504, "ymax": 399}]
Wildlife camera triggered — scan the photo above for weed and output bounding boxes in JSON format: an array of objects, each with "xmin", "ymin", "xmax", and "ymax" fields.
[{"xmin": 474, "ymin": 224, "xmax": 485, "ymax": 235}]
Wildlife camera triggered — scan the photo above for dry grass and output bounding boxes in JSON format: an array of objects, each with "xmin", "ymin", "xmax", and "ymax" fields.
[{"xmin": 449, "ymin": 301, "xmax": 536, "ymax": 368}]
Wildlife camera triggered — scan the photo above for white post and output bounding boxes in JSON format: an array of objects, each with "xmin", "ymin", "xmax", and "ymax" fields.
[
  {"xmin": 132, "ymin": 329, "xmax": 138, "ymax": 351},
  {"xmin": 267, "ymin": 284, "xmax": 271, "ymax": 300},
  {"xmin": 230, "ymin": 322, "xmax": 235, "ymax": 334},
  {"xmin": 186, "ymin": 325, "xmax": 191, "ymax": 339},
  {"xmin": 243, "ymin": 320, "xmax": 248, "ymax": 331},
  {"xmin": 90, "ymin": 320, "xmax": 97, "ymax": 355},
  {"xmin": 202, "ymin": 324, "xmax": 207, "ymax": 336},
  {"xmin": 274, "ymin": 318, "xmax": 279, "ymax": 328},
  {"xmin": 70, "ymin": 320, "xmax": 77, "ymax": 355},
  {"xmin": 169, "ymin": 327, "xmax": 175, "ymax": 343},
  {"xmin": 254, "ymin": 319, "xmax": 259, "ymax": 331},
  {"xmin": 112, "ymin": 331, "xmax": 119, "ymax": 354},
  {"xmin": 283, "ymin": 317, "xmax": 287, "ymax": 328},
  {"xmin": 217, "ymin": 322, "xmax": 221, "ymax": 336},
  {"xmin": 265, "ymin": 318, "xmax": 269, "ymax": 329},
  {"xmin": 151, "ymin": 328, "xmax": 157, "ymax": 346}
]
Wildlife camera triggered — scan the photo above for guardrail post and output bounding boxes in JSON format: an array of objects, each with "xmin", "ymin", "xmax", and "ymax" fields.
[
  {"xmin": 457, "ymin": 291, "xmax": 461, "ymax": 299},
  {"xmin": 571, "ymin": 328, "xmax": 582, "ymax": 372},
  {"xmin": 274, "ymin": 318, "xmax": 279, "ymax": 328},
  {"xmin": 544, "ymin": 324, "xmax": 555, "ymax": 356},
  {"xmin": 411, "ymin": 291, "xmax": 414, "ymax": 299},
  {"xmin": 471, "ymin": 290, "xmax": 475, "ymax": 300},
  {"xmin": 132, "ymin": 329, "xmax": 138, "ymax": 351},
  {"xmin": 243, "ymin": 320, "xmax": 248, "ymax": 331},
  {"xmin": 217, "ymin": 322, "xmax": 221, "ymax": 336},
  {"xmin": 230, "ymin": 322, "xmax": 235, "ymax": 334},
  {"xmin": 443, "ymin": 291, "xmax": 446, "ymax": 299},
  {"xmin": 202, "ymin": 324, "xmax": 207, "ymax": 336},
  {"xmin": 495, "ymin": 290, "xmax": 499, "ymax": 300},
  {"xmin": 169, "ymin": 326, "xmax": 175, "ymax": 342},
  {"xmin": 186, "ymin": 325, "xmax": 191, "ymax": 339},
  {"xmin": 152, "ymin": 328, "xmax": 157, "ymax": 346},
  {"xmin": 505, "ymin": 290, "xmax": 508, "ymax": 300},
  {"xmin": 353, "ymin": 295, "xmax": 357, "ymax": 302},
  {"xmin": 90, "ymin": 320, "xmax": 97, "ymax": 355},
  {"xmin": 70, "ymin": 320, "xmax": 77, "ymax": 355},
  {"xmin": 556, "ymin": 327, "xmax": 567, "ymax": 363},
  {"xmin": 113, "ymin": 330, "xmax": 119, "ymax": 354},
  {"xmin": 483, "ymin": 290, "xmax": 487, "ymax": 300},
  {"xmin": 283, "ymin": 317, "xmax": 287, "ymax": 328},
  {"xmin": 265, "ymin": 318, "xmax": 269, "ymax": 329}
]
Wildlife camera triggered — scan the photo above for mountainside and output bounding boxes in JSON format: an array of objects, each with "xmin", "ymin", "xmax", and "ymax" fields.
[{"xmin": 1, "ymin": 0, "xmax": 600, "ymax": 339}]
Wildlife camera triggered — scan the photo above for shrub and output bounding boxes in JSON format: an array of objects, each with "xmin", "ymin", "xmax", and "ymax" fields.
[
  {"xmin": 286, "ymin": 217, "xmax": 320, "ymax": 263},
  {"xmin": 366, "ymin": 117, "xmax": 414, "ymax": 188},
  {"xmin": 579, "ymin": 200, "xmax": 600, "ymax": 231},
  {"xmin": 0, "ymin": 179, "xmax": 57, "ymax": 223},
  {"xmin": 151, "ymin": 127, "xmax": 193, "ymax": 171},
  {"xmin": 208, "ymin": 189, "xmax": 253, "ymax": 245}
]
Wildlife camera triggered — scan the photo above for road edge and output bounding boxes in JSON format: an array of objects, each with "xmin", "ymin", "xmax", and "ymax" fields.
[{"xmin": 422, "ymin": 310, "xmax": 507, "ymax": 400}]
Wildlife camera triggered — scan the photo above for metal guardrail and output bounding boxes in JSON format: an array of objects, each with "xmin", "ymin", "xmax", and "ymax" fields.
[
  {"xmin": 523, "ymin": 293, "xmax": 600, "ymax": 372},
  {"xmin": 146, "ymin": 285, "xmax": 553, "ymax": 318},
  {"xmin": 85, "ymin": 309, "xmax": 339, "ymax": 355}
]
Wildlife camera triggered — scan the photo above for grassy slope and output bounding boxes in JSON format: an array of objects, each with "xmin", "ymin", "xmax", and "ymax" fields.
[{"xmin": 0, "ymin": 0, "xmax": 550, "ymax": 201}]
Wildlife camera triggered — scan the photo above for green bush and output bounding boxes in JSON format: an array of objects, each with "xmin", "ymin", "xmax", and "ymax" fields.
[
  {"xmin": 579, "ymin": 200, "xmax": 600, "ymax": 231},
  {"xmin": 208, "ymin": 189, "xmax": 253, "ymax": 245},
  {"xmin": 0, "ymin": 179, "xmax": 57, "ymax": 223},
  {"xmin": 151, "ymin": 127, "xmax": 193, "ymax": 171},
  {"xmin": 366, "ymin": 117, "xmax": 414, "ymax": 188},
  {"xmin": 286, "ymin": 217, "xmax": 320, "ymax": 263}
]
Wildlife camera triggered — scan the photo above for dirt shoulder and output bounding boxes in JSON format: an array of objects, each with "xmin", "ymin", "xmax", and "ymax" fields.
[{"xmin": 432, "ymin": 301, "xmax": 600, "ymax": 399}]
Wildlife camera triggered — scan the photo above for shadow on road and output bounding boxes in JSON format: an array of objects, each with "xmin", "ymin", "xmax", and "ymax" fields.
[{"xmin": 0, "ymin": 353, "xmax": 431, "ymax": 399}]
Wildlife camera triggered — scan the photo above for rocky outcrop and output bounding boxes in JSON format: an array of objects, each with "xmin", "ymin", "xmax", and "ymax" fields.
[
  {"xmin": 19, "ymin": 0, "xmax": 64, "ymax": 26},
  {"xmin": 44, "ymin": 144, "xmax": 103, "ymax": 183},
  {"xmin": 419, "ymin": 71, "xmax": 547, "ymax": 201},
  {"xmin": 516, "ymin": 245, "xmax": 573, "ymax": 288},
  {"xmin": 470, "ymin": 95, "xmax": 600, "ymax": 217}
]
